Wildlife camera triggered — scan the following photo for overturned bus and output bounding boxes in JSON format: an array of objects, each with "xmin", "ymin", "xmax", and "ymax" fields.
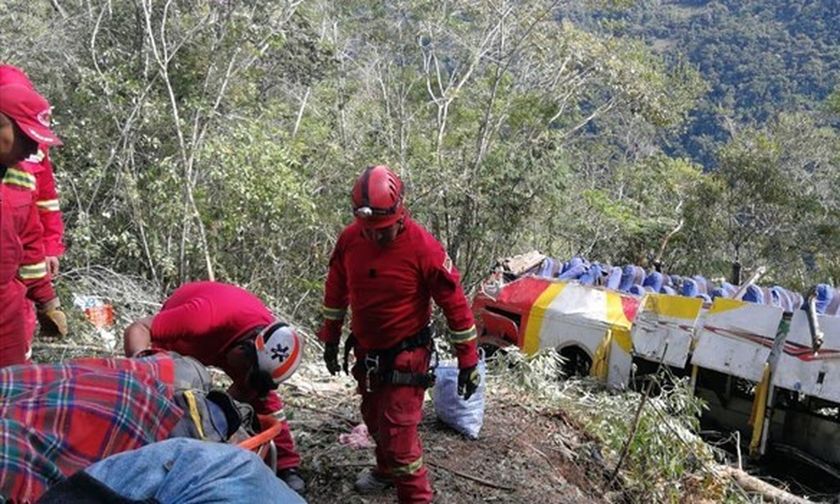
[{"xmin": 472, "ymin": 252, "xmax": 840, "ymax": 474}]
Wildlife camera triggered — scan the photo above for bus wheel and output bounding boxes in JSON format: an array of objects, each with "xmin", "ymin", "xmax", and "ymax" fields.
[{"xmin": 558, "ymin": 346, "xmax": 592, "ymax": 378}]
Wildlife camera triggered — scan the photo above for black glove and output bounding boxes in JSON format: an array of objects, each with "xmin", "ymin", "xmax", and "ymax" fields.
[
  {"xmin": 457, "ymin": 366, "xmax": 480, "ymax": 401},
  {"xmin": 324, "ymin": 343, "xmax": 341, "ymax": 376}
]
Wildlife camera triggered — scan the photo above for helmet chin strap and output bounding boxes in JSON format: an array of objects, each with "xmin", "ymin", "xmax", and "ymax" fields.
[{"xmin": 247, "ymin": 366, "xmax": 278, "ymax": 397}]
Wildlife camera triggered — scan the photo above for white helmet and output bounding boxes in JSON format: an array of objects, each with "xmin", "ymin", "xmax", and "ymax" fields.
[{"xmin": 255, "ymin": 321, "xmax": 303, "ymax": 385}]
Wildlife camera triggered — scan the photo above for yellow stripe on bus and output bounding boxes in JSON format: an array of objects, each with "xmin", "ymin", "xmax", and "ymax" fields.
[
  {"xmin": 709, "ymin": 297, "xmax": 745, "ymax": 314},
  {"xmin": 643, "ymin": 293, "xmax": 702, "ymax": 320},
  {"xmin": 605, "ymin": 291, "xmax": 633, "ymax": 330},
  {"xmin": 522, "ymin": 282, "xmax": 566, "ymax": 355}
]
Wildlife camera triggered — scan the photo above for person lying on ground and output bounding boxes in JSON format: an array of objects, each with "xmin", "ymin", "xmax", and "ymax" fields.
[
  {"xmin": 0, "ymin": 352, "xmax": 275, "ymax": 502},
  {"xmin": 38, "ymin": 438, "xmax": 306, "ymax": 504}
]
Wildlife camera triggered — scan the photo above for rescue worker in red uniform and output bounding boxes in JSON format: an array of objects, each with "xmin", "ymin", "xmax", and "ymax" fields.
[
  {"xmin": 1, "ymin": 65, "xmax": 67, "ymax": 358},
  {"xmin": 0, "ymin": 83, "xmax": 68, "ymax": 367},
  {"xmin": 122, "ymin": 281, "xmax": 306, "ymax": 493},
  {"xmin": 0, "ymin": 66, "xmax": 65, "ymax": 273},
  {"xmin": 318, "ymin": 165, "xmax": 481, "ymax": 504}
]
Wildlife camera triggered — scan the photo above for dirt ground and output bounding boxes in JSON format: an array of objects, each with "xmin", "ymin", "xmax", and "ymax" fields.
[{"xmin": 283, "ymin": 373, "xmax": 614, "ymax": 504}]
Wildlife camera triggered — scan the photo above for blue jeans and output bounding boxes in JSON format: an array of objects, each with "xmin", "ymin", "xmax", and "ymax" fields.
[{"xmin": 84, "ymin": 438, "xmax": 306, "ymax": 504}]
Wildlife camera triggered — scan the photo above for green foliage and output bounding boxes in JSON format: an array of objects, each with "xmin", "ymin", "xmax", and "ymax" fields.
[
  {"xmin": 197, "ymin": 115, "xmax": 321, "ymax": 302},
  {"xmin": 675, "ymin": 113, "xmax": 840, "ymax": 287},
  {"xmin": 827, "ymin": 87, "xmax": 840, "ymax": 115},
  {"xmin": 1, "ymin": 0, "xmax": 836, "ymax": 322},
  {"xmin": 574, "ymin": 0, "xmax": 840, "ymax": 166}
]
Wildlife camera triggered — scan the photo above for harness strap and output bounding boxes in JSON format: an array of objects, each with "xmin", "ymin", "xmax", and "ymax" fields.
[
  {"xmin": 367, "ymin": 326, "xmax": 433, "ymax": 363},
  {"xmin": 349, "ymin": 326, "xmax": 437, "ymax": 389},
  {"xmin": 379, "ymin": 369, "xmax": 437, "ymax": 388},
  {"xmin": 342, "ymin": 334, "xmax": 357, "ymax": 374}
]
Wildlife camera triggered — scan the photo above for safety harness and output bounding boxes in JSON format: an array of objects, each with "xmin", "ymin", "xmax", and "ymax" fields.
[{"xmin": 343, "ymin": 326, "xmax": 438, "ymax": 391}]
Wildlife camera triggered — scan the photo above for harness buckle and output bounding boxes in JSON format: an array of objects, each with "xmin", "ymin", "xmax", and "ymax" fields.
[
  {"xmin": 425, "ymin": 370, "xmax": 437, "ymax": 388},
  {"xmin": 364, "ymin": 354, "xmax": 380, "ymax": 392},
  {"xmin": 429, "ymin": 345, "xmax": 439, "ymax": 372}
]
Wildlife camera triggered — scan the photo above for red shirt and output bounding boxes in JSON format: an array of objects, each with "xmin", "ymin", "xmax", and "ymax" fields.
[
  {"xmin": 321, "ymin": 217, "xmax": 478, "ymax": 368},
  {"xmin": 150, "ymin": 281, "xmax": 273, "ymax": 367}
]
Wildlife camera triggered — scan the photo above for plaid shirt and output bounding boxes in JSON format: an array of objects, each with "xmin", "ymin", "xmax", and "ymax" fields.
[{"xmin": 0, "ymin": 356, "xmax": 183, "ymax": 502}]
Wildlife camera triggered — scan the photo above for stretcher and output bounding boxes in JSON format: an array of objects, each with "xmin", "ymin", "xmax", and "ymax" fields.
[{"xmin": 237, "ymin": 414, "xmax": 284, "ymax": 472}]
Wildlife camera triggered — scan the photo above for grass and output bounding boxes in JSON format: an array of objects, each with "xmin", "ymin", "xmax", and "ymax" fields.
[{"xmin": 485, "ymin": 349, "xmax": 759, "ymax": 503}]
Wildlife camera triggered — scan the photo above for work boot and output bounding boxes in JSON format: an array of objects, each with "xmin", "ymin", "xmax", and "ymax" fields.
[
  {"xmin": 354, "ymin": 469, "xmax": 393, "ymax": 494},
  {"xmin": 278, "ymin": 467, "xmax": 306, "ymax": 494}
]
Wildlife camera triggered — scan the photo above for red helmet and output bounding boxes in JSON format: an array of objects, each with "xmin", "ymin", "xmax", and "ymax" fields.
[
  {"xmin": 351, "ymin": 165, "xmax": 405, "ymax": 229},
  {"xmin": 0, "ymin": 65, "xmax": 35, "ymax": 89}
]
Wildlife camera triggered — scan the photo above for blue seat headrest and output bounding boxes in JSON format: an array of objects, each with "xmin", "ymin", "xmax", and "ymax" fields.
[
  {"xmin": 606, "ymin": 267, "xmax": 622, "ymax": 290},
  {"xmin": 743, "ymin": 284, "xmax": 764, "ymax": 304},
  {"xmin": 643, "ymin": 272, "xmax": 664, "ymax": 293}
]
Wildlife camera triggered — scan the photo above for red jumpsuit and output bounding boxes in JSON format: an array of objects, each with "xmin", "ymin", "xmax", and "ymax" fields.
[
  {"xmin": 148, "ymin": 281, "xmax": 301, "ymax": 470},
  {"xmin": 320, "ymin": 217, "xmax": 478, "ymax": 504},
  {"xmin": 8, "ymin": 149, "xmax": 65, "ymax": 353},
  {"xmin": 18, "ymin": 149, "xmax": 64, "ymax": 257},
  {"xmin": 0, "ymin": 168, "xmax": 56, "ymax": 367}
]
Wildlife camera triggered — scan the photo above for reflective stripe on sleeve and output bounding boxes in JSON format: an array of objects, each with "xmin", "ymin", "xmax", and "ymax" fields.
[
  {"xmin": 272, "ymin": 409, "xmax": 287, "ymax": 423},
  {"xmin": 19, "ymin": 262, "xmax": 48, "ymax": 280},
  {"xmin": 322, "ymin": 305, "xmax": 347, "ymax": 321},
  {"xmin": 36, "ymin": 199, "xmax": 60, "ymax": 212},
  {"xmin": 2, "ymin": 168, "xmax": 36, "ymax": 190},
  {"xmin": 448, "ymin": 325, "xmax": 477, "ymax": 344}
]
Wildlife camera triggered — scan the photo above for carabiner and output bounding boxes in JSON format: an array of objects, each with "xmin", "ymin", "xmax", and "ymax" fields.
[{"xmin": 364, "ymin": 354, "xmax": 380, "ymax": 392}]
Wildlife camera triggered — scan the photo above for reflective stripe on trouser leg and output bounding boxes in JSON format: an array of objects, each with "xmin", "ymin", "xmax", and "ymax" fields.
[{"xmin": 392, "ymin": 456, "xmax": 423, "ymax": 476}]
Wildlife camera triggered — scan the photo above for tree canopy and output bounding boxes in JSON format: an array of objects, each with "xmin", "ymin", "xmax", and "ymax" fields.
[{"xmin": 1, "ymin": 0, "xmax": 837, "ymax": 320}]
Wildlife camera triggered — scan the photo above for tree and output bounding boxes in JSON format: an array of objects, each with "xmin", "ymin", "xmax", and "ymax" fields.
[
  {"xmin": 307, "ymin": 0, "xmax": 704, "ymax": 285},
  {"xmin": 677, "ymin": 112, "xmax": 840, "ymax": 287}
]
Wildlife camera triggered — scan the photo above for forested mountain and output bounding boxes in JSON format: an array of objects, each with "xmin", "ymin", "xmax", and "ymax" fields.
[{"xmin": 572, "ymin": 0, "xmax": 840, "ymax": 165}]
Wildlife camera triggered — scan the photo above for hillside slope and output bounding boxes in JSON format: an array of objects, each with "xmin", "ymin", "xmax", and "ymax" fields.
[{"xmin": 571, "ymin": 0, "xmax": 840, "ymax": 165}]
